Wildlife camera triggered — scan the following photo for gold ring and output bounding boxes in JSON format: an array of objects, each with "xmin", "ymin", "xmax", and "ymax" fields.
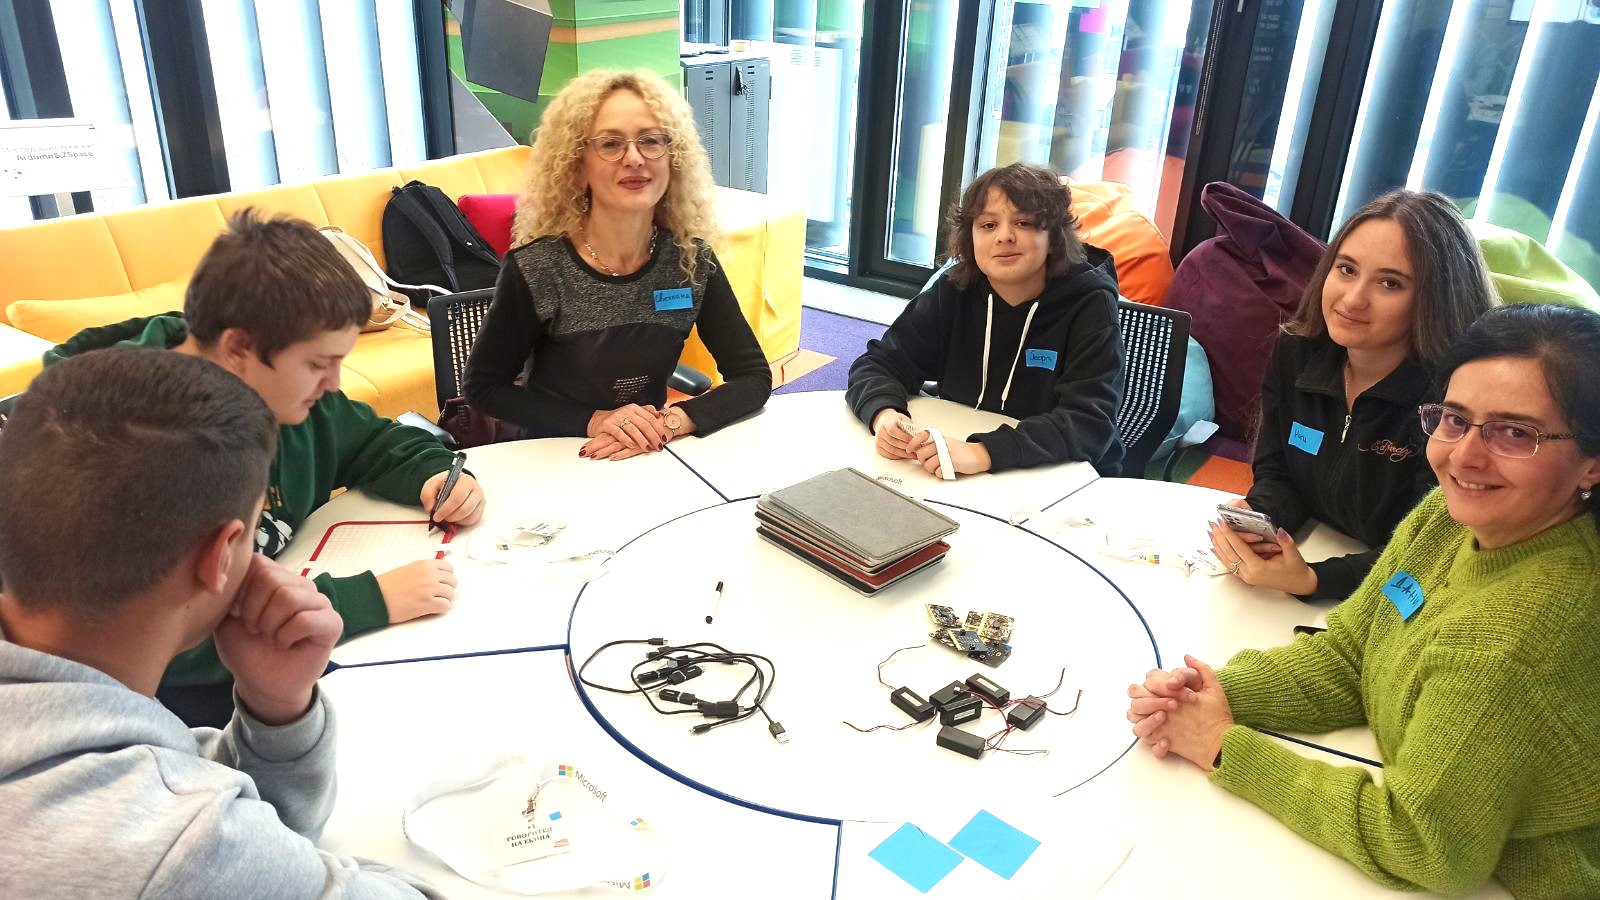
[
  {"xmin": 1229, "ymin": 560, "xmax": 1242, "ymax": 575},
  {"xmin": 621, "ymin": 417, "xmax": 632, "ymax": 428}
]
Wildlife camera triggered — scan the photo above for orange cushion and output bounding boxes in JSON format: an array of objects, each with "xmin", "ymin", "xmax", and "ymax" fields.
[{"xmin": 1067, "ymin": 180, "xmax": 1175, "ymax": 307}]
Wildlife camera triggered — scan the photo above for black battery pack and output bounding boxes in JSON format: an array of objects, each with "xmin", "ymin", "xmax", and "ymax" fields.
[
  {"xmin": 938, "ymin": 693, "xmax": 983, "ymax": 726},
  {"xmin": 936, "ymin": 725, "xmax": 985, "ymax": 759},
  {"xmin": 890, "ymin": 687, "xmax": 936, "ymax": 721}
]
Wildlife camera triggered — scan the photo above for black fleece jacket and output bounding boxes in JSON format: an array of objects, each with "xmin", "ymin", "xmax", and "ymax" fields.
[
  {"xmin": 1246, "ymin": 332, "xmax": 1437, "ymax": 601},
  {"xmin": 846, "ymin": 247, "xmax": 1125, "ymax": 474}
]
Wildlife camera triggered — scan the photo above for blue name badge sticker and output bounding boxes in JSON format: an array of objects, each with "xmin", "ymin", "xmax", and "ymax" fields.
[
  {"xmin": 1024, "ymin": 348, "xmax": 1058, "ymax": 370},
  {"xmin": 1288, "ymin": 421, "xmax": 1325, "ymax": 456},
  {"xmin": 1382, "ymin": 571, "xmax": 1426, "ymax": 621},
  {"xmin": 652, "ymin": 288, "xmax": 693, "ymax": 311}
]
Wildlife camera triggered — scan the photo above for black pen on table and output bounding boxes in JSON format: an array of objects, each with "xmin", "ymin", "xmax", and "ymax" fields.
[
  {"xmin": 427, "ymin": 451, "xmax": 468, "ymax": 533},
  {"xmin": 704, "ymin": 581, "xmax": 725, "ymax": 624}
]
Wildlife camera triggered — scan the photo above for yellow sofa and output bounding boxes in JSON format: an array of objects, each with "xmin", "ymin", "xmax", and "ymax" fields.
[{"xmin": 0, "ymin": 146, "xmax": 804, "ymax": 418}]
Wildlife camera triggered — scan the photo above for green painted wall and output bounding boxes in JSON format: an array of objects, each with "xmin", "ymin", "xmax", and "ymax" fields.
[{"xmin": 448, "ymin": 3, "xmax": 681, "ymax": 143}]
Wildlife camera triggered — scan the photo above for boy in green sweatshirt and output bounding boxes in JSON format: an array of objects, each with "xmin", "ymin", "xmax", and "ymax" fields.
[{"xmin": 45, "ymin": 210, "xmax": 487, "ymax": 725}]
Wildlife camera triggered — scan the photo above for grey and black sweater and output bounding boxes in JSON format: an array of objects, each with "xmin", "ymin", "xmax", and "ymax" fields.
[{"xmin": 464, "ymin": 233, "xmax": 771, "ymax": 437}]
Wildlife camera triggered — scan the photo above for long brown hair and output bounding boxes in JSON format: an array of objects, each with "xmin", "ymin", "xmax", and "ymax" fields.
[
  {"xmin": 943, "ymin": 163, "xmax": 1085, "ymax": 290},
  {"xmin": 1284, "ymin": 190, "xmax": 1496, "ymax": 365}
]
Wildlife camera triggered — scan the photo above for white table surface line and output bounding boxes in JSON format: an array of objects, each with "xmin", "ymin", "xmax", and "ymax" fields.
[{"xmin": 663, "ymin": 443, "xmax": 734, "ymax": 503}]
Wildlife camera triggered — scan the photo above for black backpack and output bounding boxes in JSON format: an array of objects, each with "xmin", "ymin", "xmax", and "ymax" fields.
[{"xmin": 382, "ymin": 181, "xmax": 502, "ymax": 305}]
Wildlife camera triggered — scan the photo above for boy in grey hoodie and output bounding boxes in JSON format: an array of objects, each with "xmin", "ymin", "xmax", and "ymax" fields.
[{"xmin": 0, "ymin": 349, "xmax": 437, "ymax": 899}]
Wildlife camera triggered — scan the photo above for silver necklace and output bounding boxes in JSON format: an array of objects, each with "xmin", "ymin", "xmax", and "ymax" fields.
[{"xmin": 579, "ymin": 224, "xmax": 655, "ymax": 277}]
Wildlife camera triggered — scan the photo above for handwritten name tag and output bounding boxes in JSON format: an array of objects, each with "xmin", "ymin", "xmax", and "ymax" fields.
[
  {"xmin": 1382, "ymin": 570, "xmax": 1425, "ymax": 621},
  {"xmin": 652, "ymin": 288, "xmax": 693, "ymax": 311},
  {"xmin": 1024, "ymin": 349, "xmax": 1057, "ymax": 369},
  {"xmin": 1288, "ymin": 421, "xmax": 1324, "ymax": 456}
]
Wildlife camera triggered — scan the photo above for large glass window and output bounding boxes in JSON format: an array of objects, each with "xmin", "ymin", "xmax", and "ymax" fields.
[
  {"xmin": 685, "ymin": 1, "xmax": 863, "ymax": 263},
  {"xmin": 884, "ymin": 0, "xmax": 959, "ymax": 266},
  {"xmin": 1335, "ymin": 0, "xmax": 1600, "ymax": 289},
  {"xmin": 1, "ymin": 0, "xmax": 429, "ymax": 226},
  {"xmin": 977, "ymin": 0, "xmax": 1218, "ymax": 237}
]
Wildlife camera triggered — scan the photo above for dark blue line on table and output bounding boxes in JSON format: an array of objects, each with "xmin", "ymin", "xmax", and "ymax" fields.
[
  {"xmin": 325, "ymin": 643, "xmax": 567, "ymax": 672},
  {"xmin": 663, "ymin": 443, "xmax": 731, "ymax": 502},
  {"xmin": 1034, "ymin": 471, "xmax": 1101, "ymax": 513},
  {"xmin": 831, "ymin": 823, "xmax": 843, "ymax": 900},
  {"xmin": 1262, "ymin": 730, "xmax": 1383, "ymax": 768}
]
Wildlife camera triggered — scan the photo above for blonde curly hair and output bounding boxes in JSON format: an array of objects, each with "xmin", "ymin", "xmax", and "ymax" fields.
[{"xmin": 511, "ymin": 69, "xmax": 720, "ymax": 284}]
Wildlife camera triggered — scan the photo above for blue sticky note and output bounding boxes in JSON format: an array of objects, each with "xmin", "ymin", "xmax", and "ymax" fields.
[
  {"xmin": 868, "ymin": 823, "xmax": 963, "ymax": 893},
  {"xmin": 948, "ymin": 810, "xmax": 1041, "ymax": 880},
  {"xmin": 1288, "ymin": 421, "xmax": 1324, "ymax": 455},
  {"xmin": 1024, "ymin": 348, "xmax": 1058, "ymax": 369},
  {"xmin": 653, "ymin": 288, "xmax": 693, "ymax": 311},
  {"xmin": 1382, "ymin": 570, "xmax": 1425, "ymax": 621}
]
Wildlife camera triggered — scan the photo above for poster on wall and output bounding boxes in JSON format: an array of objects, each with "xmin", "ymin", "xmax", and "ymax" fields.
[{"xmin": 0, "ymin": 119, "xmax": 131, "ymax": 197}]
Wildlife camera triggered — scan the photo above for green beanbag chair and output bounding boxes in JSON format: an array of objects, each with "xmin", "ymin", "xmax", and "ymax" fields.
[{"xmin": 1472, "ymin": 221, "xmax": 1600, "ymax": 310}]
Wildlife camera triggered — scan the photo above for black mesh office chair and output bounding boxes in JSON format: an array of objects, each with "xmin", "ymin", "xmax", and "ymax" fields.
[
  {"xmin": 426, "ymin": 288, "xmax": 496, "ymax": 447},
  {"xmin": 426, "ymin": 289, "xmax": 713, "ymax": 446},
  {"xmin": 1115, "ymin": 299, "xmax": 1190, "ymax": 475}
]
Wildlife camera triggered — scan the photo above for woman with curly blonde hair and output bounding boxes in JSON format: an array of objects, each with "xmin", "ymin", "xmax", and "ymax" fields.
[{"xmin": 465, "ymin": 69, "xmax": 770, "ymax": 456}]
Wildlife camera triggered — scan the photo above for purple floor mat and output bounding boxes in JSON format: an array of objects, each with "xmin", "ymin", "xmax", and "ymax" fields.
[{"xmin": 775, "ymin": 307, "xmax": 888, "ymax": 394}]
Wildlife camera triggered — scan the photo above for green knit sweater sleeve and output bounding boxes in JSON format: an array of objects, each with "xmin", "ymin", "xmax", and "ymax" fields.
[
  {"xmin": 1213, "ymin": 497, "xmax": 1430, "ymax": 732},
  {"xmin": 318, "ymin": 392, "xmax": 455, "ymax": 505},
  {"xmin": 1209, "ymin": 647, "xmax": 1546, "ymax": 895}
]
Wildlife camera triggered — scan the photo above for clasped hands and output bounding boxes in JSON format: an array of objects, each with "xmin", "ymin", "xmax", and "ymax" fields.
[
  {"xmin": 1125, "ymin": 654, "xmax": 1235, "ymax": 770},
  {"xmin": 871, "ymin": 409, "xmax": 991, "ymax": 478},
  {"xmin": 581, "ymin": 403, "xmax": 691, "ymax": 461}
]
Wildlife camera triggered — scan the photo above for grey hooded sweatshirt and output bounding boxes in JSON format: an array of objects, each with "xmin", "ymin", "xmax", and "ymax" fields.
[{"xmin": 0, "ymin": 625, "xmax": 439, "ymax": 899}]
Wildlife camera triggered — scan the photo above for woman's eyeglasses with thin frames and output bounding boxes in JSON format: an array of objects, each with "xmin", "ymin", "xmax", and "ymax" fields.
[
  {"xmin": 1418, "ymin": 402, "xmax": 1581, "ymax": 459},
  {"xmin": 581, "ymin": 132, "xmax": 672, "ymax": 162}
]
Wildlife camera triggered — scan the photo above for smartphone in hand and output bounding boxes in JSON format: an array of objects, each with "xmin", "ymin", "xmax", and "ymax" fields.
[{"xmin": 1216, "ymin": 504, "xmax": 1279, "ymax": 542}]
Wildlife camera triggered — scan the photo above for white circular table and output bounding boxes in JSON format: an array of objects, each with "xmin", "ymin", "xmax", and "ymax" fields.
[{"xmin": 567, "ymin": 497, "xmax": 1160, "ymax": 823}]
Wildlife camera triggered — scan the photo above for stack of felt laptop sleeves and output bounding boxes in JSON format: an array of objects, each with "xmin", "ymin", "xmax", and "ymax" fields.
[{"xmin": 755, "ymin": 468, "xmax": 960, "ymax": 594}]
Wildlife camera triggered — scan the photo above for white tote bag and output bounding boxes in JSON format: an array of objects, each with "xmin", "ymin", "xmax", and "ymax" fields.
[{"xmin": 319, "ymin": 225, "xmax": 445, "ymax": 333}]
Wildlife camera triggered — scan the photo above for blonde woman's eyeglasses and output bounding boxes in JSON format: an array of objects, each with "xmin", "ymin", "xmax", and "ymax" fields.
[{"xmin": 582, "ymin": 133, "xmax": 672, "ymax": 162}]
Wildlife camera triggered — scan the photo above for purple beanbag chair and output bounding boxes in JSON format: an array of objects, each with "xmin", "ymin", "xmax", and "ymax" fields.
[{"xmin": 1166, "ymin": 182, "xmax": 1327, "ymax": 444}]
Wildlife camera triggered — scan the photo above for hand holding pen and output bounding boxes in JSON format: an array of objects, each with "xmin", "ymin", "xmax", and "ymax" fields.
[{"xmin": 422, "ymin": 451, "xmax": 485, "ymax": 532}]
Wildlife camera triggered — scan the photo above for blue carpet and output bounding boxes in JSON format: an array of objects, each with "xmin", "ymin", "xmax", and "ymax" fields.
[{"xmin": 775, "ymin": 307, "xmax": 888, "ymax": 394}]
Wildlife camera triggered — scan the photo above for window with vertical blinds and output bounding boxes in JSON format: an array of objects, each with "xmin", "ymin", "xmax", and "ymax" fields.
[
  {"xmin": 1335, "ymin": 0, "xmax": 1600, "ymax": 289},
  {"xmin": 978, "ymin": 0, "xmax": 1217, "ymax": 240},
  {"xmin": 1, "ymin": 0, "xmax": 429, "ymax": 226}
]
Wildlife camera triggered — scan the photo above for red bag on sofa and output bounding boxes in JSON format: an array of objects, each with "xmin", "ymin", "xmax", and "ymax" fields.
[{"xmin": 1165, "ymin": 183, "xmax": 1326, "ymax": 443}]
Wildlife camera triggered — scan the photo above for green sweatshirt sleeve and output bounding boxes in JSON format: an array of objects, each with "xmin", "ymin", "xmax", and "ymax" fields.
[
  {"xmin": 1210, "ymin": 649, "xmax": 1545, "ymax": 895},
  {"xmin": 313, "ymin": 572, "xmax": 390, "ymax": 642},
  {"xmin": 318, "ymin": 392, "xmax": 455, "ymax": 505}
]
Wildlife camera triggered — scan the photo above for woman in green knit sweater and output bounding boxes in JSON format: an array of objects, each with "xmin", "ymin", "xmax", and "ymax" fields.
[{"xmin": 1127, "ymin": 303, "xmax": 1600, "ymax": 897}]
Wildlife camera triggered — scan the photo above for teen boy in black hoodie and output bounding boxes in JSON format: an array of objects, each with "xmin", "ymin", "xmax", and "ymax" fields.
[{"xmin": 846, "ymin": 163, "xmax": 1125, "ymax": 476}]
